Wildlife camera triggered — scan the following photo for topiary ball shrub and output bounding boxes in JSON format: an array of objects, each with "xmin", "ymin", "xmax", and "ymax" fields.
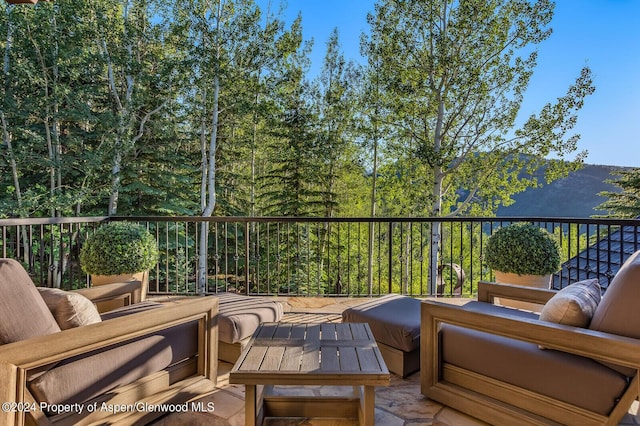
[
  {"xmin": 80, "ymin": 222, "xmax": 159, "ymax": 276},
  {"xmin": 484, "ymin": 223, "xmax": 560, "ymax": 276}
]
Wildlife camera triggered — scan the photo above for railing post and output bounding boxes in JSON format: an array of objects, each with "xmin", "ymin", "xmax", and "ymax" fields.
[
  {"xmin": 244, "ymin": 221, "xmax": 250, "ymax": 295},
  {"xmin": 367, "ymin": 221, "xmax": 374, "ymax": 296},
  {"xmin": 388, "ymin": 221, "xmax": 393, "ymax": 294}
]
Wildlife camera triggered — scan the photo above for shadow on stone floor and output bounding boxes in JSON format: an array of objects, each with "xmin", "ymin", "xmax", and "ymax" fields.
[{"xmin": 151, "ymin": 362, "xmax": 490, "ymax": 426}]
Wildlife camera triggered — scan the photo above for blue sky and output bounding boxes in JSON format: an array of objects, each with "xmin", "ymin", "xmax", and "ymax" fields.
[{"xmin": 262, "ymin": 0, "xmax": 640, "ymax": 168}]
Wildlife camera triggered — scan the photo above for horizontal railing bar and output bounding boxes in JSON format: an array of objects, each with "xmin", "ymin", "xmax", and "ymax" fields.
[
  {"xmin": 106, "ymin": 216, "xmax": 640, "ymax": 226},
  {"xmin": 1, "ymin": 216, "xmax": 638, "ymax": 227}
]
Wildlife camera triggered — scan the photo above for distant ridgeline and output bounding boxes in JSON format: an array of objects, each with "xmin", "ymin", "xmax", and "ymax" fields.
[{"xmin": 496, "ymin": 163, "xmax": 627, "ymax": 218}]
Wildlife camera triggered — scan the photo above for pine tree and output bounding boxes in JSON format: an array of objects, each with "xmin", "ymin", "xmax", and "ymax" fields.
[
  {"xmin": 260, "ymin": 16, "xmax": 323, "ymax": 217},
  {"xmin": 597, "ymin": 169, "xmax": 640, "ymax": 218}
]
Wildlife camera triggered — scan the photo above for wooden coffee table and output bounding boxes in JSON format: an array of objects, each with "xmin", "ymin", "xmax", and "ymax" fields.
[{"xmin": 229, "ymin": 322, "xmax": 390, "ymax": 426}]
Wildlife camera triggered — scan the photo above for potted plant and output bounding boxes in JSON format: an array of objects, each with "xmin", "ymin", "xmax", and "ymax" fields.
[
  {"xmin": 80, "ymin": 221, "xmax": 159, "ymax": 301},
  {"xmin": 484, "ymin": 223, "xmax": 560, "ymax": 309}
]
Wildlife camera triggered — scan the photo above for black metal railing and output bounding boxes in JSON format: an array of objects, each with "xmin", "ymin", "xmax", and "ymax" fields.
[{"xmin": 1, "ymin": 216, "xmax": 639, "ymax": 297}]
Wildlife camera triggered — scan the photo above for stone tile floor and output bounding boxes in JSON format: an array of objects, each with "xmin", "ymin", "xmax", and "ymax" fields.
[
  {"xmin": 154, "ymin": 361, "xmax": 489, "ymax": 426},
  {"xmin": 150, "ymin": 296, "xmax": 640, "ymax": 426}
]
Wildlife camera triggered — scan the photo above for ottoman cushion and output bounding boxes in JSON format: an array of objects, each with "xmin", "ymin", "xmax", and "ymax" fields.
[{"xmin": 342, "ymin": 294, "xmax": 420, "ymax": 352}]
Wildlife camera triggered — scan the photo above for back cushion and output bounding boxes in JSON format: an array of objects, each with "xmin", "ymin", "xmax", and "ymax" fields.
[
  {"xmin": 589, "ymin": 250, "xmax": 640, "ymax": 376},
  {"xmin": 590, "ymin": 251, "xmax": 640, "ymax": 337},
  {"xmin": 0, "ymin": 259, "xmax": 61, "ymax": 344}
]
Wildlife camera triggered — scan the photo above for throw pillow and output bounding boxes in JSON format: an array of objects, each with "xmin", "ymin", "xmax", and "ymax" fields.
[
  {"xmin": 37, "ymin": 288, "xmax": 102, "ymax": 330},
  {"xmin": 539, "ymin": 278, "xmax": 601, "ymax": 328}
]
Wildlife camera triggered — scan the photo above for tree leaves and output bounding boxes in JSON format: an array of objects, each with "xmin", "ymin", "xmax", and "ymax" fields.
[
  {"xmin": 0, "ymin": 0, "xmax": 596, "ymax": 222},
  {"xmin": 363, "ymin": 0, "xmax": 594, "ymax": 217}
]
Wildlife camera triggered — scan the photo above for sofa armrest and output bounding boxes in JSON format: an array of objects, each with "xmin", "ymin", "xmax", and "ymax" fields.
[
  {"xmin": 477, "ymin": 281, "xmax": 557, "ymax": 305},
  {"xmin": 421, "ymin": 300, "xmax": 640, "ymax": 375},
  {"xmin": 0, "ymin": 297, "xmax": 218, "ymax": 425},
  {"xmin": 73, "ymin": 281, "xmax": 142, "ymax": 309}
]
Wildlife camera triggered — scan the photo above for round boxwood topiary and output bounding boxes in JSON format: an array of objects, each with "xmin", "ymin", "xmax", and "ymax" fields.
[
  {"xmin": 80, "ymin": 222, "xmax": 159, "ymax": 276},
  {"xmin": 484, "ymin": 223, "xmax": 560, "ymax": 276}
]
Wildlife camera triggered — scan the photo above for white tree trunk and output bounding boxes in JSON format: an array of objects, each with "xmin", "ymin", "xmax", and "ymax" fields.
[
  {"xmin": 429, "ymin": 94, "xmax": 446, "ymax": 295},
  {"xmin": 367, "ymin": 113, "xmax": 379, "ymax": 296},
  {"xmin": 197, "ymin": 89, "xmax": 209, "ymax": 293},
  {"xmin": 1, "ymin": 113, "xmax": 20, "ymax": 212},
  {"xmin": 104, "ymin": 2, "xmax": 135, "ymax": 216},
  {"xmin": 28, "ymin": 17, "xmax": 60, "ymax": 218},
  {"xmin": 198, "ymin": 0, "xmax": 223, "ymax": 294},
  {"xmin": 429, "ymin": 218, "xmax": 442, "ymax": 295},
  {"xmin": 108, "ymin": 149, "xmax": 122, "ymax": 216},
  {"xmin": 2, "ymin": 19, "xmax": 29, "ymax": 262},
  {"xmin": 102, "ymin": 34, "xmax": 131, "ymax": 216},
  {"xmin": 198, "ymin": 74, "xmax": 219, "ymax": 294}
]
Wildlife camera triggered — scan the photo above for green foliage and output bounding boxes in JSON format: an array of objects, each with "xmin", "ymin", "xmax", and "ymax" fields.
[
  {"xmin": 485, "ymin": 223, "xmax": 560, "ymax": 275},
  {"xmin": 258, "ymin": 18, "xmax": 324, "ymax": 216},
  {"xmin": 0, "ymin": 0, "xmax": 596, "ymax": 234},
  {"xmin": 596, "ymin": 168, "xmax": 640, "ymax": 218},
  {"xmin": 80, "ymin": 222, "xmax": 159, "ymax": 275},
  {"xmin": 362, "ymin": 0, "xmax": 594, "ymax": 217}
]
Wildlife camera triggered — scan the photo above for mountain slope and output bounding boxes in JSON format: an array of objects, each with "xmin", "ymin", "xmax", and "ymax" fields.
[{"xmin": 496, "ymin": 164, "xmax": 627, "ymax": 218}]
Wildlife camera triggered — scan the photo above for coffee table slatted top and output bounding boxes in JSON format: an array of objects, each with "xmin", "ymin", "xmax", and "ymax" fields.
[{"xmin": 229, "ymin": 322, "xmax": 390, "ymax": 386}]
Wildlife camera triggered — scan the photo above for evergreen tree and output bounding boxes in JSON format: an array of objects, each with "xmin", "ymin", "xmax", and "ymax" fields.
[
  {"xmin": 260, "ymin": 16, "xmax": 323, "ymax": 216},
  {"xmin": 313, "ymin": 28, "xmax": 365, "ymax": 218},
  {"xmin": 597, "ymin": 169, "xmax": 640, "ymax": 218}
]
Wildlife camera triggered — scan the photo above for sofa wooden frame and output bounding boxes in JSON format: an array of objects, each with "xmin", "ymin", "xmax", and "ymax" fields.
[
  {"xmin": 421, "ymin": 281, "xmax": 640, "ymax": 426},
  {"xmin": 0, "ymin": 281, "xmax": 219, "ymax": 426}
]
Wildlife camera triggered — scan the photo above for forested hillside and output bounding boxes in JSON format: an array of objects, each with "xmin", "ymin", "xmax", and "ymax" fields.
[
  {"xmin": 0, "ymin": 0, "xmax": 595, "ymax": 222},
  {"xmin": 497, "ymin": 164, "xmax": 625, "ymax": 218}
]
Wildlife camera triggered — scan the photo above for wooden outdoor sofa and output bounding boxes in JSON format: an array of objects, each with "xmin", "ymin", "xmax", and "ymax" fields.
[
  {"xmin": 0, "ymin": 258, "xmax": 219, "ymax": 426},
  {"xmin": 421, "ymin": 250, "xmax": 640, "ymax": 425}
]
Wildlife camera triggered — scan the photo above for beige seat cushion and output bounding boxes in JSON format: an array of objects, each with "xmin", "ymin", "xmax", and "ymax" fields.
[
  {"xmin": 37, "ymin": 288, "xmax": 102, "ymax": 330},
  {"xmin": 99, "ymin": 300, "xmax": 163, "ymax": 321},
  {"xmin": 29, "ymin": 321, "xmax": 198, "ymax": 406},
  {"xmin": 461, "ymin": 300, "xmax": 541, "ymax": 320},
  {"xmin": 539, "ymin": 278, "xmax": 600, "ymax": 327},
  {"xmin": 0, "ymin": 259, "xmax": 60, "ymax": 344},
  {"xmin": 442, "ymin": 323, "xmax": 628, "ymax": 416}
]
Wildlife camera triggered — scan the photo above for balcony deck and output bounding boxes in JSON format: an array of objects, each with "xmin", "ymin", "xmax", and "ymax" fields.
[
  {"xmin": 149, "ymin": 296, "xmax": 640, "ymax": 426},
  {"xmin": 4, "ymin": 217, "xmax": 640, "ymax": 424}
]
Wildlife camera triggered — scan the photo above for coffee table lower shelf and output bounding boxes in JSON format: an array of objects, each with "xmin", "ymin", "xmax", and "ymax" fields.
[{"xmin": 246, "ymin": 384, "xmax": 377, "ymax": 425}]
